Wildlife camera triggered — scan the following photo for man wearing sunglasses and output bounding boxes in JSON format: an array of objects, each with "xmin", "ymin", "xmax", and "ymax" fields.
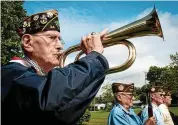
[
  {"xmin": 141, "ymin": 86, "xmax": 165, "ymax": 125},
  {"xmin": 108, "ymin": 82, "xmax": 155, "ymax": 125},
  {"xmin": 159, "ymin": 88, "xmax": 174, "ymax": 125}
]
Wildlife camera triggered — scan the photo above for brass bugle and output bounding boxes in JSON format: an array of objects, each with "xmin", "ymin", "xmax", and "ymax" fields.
[{"xmin": 59, "ymin": 6, "xmax": 164, "ymax": 75}]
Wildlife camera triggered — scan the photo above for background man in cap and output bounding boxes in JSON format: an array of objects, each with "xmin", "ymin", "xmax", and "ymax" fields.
[
  {"xmin": 1, "ymin": 9, "xmax": 109, "ymax": 125},
  {"xmin": 159, "ymin": 88, "xmax": 174, "ymax": 125},
  {"xmin": 141, "ymin": 86, "xmax": 165, "ymax": 125},
  {"xmin": 108, "ymin": 83, "xmax": 155, "ymax": 125}
]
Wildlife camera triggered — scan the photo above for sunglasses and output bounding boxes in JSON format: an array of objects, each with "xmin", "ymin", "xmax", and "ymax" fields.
[{"xmin": 158, "ymin": 94, "xmax": 164, "ymax": 97}]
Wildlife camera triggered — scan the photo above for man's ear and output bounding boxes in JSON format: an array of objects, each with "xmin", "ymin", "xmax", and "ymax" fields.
[
  {"xmin": 151, "ymin": 93, "xmax": 155, "ymax": 99},
  {"xmin": 22, "ymin": 34, "xmax": 34, "ymax": 53},
  {"xmin": 117, "ymin": 94, "xmax": 122, "ymax": 101}
]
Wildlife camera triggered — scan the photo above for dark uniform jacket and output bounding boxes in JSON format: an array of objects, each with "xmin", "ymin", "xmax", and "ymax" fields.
[
  {"xmin": 1, "ymin": 51, "xmax": 109, "ymax": 125},
  {"xmin": 170, "ymin": 111, "xmax": 178, "ymax": 125}
]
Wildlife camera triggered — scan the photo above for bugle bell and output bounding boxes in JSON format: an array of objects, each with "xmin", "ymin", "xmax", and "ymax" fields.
[{"xmin": 59, "ymin": 6, "xmax": 164, "ymax": 75}]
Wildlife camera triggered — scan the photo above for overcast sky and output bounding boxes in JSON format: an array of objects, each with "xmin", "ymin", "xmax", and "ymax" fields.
[{"xmin": 24, "ymin": 1, "xmax": 178, "ymax": 95}]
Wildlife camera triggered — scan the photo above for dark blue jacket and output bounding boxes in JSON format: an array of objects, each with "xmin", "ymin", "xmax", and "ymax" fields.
[{"xmin": 1, "ymin": 51, "xmax": 109, "ymax": 125}]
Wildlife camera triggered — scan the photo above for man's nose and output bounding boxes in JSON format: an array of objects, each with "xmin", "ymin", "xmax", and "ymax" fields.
[
  {"xmin": 59, "ymin": 41, "xmax": 64, "ymax": 48},
  {"xmin": 56, "ymin": 39, "xmax": 64, "ymax": 49}
]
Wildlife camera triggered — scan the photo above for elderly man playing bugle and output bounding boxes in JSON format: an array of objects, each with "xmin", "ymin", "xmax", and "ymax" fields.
[{"xmin": 1, "ymin": 9, "xmax": 109, "ymax": 125}]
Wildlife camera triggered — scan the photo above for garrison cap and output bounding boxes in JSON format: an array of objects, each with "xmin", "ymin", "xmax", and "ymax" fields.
[
  {"xmin": 112, "ymin": 82, "xmax": 134, "ymax": 93},
  {"xmin": 163, "ymin": 87, "xmax": 172, "ymax": 96},
  {"xmin": 150, "ymin": 86, "xmax": 164, "ymax": 93},
  {"xmin": 17, "ymin": 9, "xmax": 60, "ymax": 37}
]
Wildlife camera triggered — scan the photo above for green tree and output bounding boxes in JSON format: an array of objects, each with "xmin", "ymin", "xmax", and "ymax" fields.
[
  {"xmin": 146, "ymin": 66, "xmax": 164, "ymax": 84},
  {"xmin": 1, "ymin": 1, "xmax": 27, "ymax": 65},
  {"xmin": 101, "ymin": 84, "xmax": 114, "ymax": 103},
  {"xmin": 146, "ymin": 52, "xmax": 178, "ymax": 92},
  {"xmin": 139, "ymin": 84, "xmax": 151, "ymax": 104},
  {"xmin": 134, "ymin": 87, "xmax": 142, "ymax": 100},
  {"xmin": 168, "ymin": 52, "xmax": 178, "ymax": 92},
  {"xmin": 170, "ymin": 52, "xmax": 178, "ymax": 66}
]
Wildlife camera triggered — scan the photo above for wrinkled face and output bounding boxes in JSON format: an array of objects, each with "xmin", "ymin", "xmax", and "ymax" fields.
[
  {"xmin": 152, "ymin": 92, "xmax": 164, "ymax": 105},
  {"xmin": 117, "ymin": 92, "xmax": 134, "ymax": 109},
  {"xmin": 28, "ymin": 30, "xmax": 63, "ymax": 70},
  {"xmin": 164, "ymin": 96, "xmax": 172, "ymax": 106}
]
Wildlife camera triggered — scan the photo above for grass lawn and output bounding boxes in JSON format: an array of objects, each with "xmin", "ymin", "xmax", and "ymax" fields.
[
  {"xmin": 88, "ymin": 107, "xmax": 178, "ymax": 125},
  {"xmin": 169, "ymin": 107, "xmax": 178, "ymax": 115}
]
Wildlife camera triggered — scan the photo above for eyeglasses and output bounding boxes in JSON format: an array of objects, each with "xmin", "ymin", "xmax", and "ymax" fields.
[
  {"xmin": 156, "ymin": 93, "xmax": 164, "ymax": 97},
  {"xmin": 33, "ymin": 34, "xmax": 65, "ymax": 45},
  {"xmin": 159, "ymin": 94, "xmax": 164, "ymax": 97}
]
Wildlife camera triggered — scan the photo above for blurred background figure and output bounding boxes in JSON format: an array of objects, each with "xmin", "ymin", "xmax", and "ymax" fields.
[
  {"xmin": 159, "ymin": 87, "xmax": 174, "ymax": 125},
  {"xmin": 141, "ymin": 86, "xmax": 165, "ymax": 125},
  {"xmin": 108, "ymin": 82, "xmax": 155, "ymax": 125}
]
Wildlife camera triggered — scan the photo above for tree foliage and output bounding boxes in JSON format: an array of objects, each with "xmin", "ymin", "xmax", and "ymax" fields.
[
  {"xmin": 170, "ymin": 52, "xmax": 178, "ymax": 66},
  {"xmin": 76, "ymin": 109, "xmax": 91, "ymax": 125},
  {"xmin": 147, "ymin": 66, "xmax": 164, "ymax": 84},
  {"xmin": 89, "ymin": 84, "xmax": 114, "ymax": 111},
  {"xmin": 1, "ymin": 1, "xmax": 27, "ymax": 65},
  {"xmin": 146, "ymin": 52, "xmax": 178, "ymax": 93},
  {"xmin": 101, "ymin": 84, "xmax": 114, "ymax": 103}
]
